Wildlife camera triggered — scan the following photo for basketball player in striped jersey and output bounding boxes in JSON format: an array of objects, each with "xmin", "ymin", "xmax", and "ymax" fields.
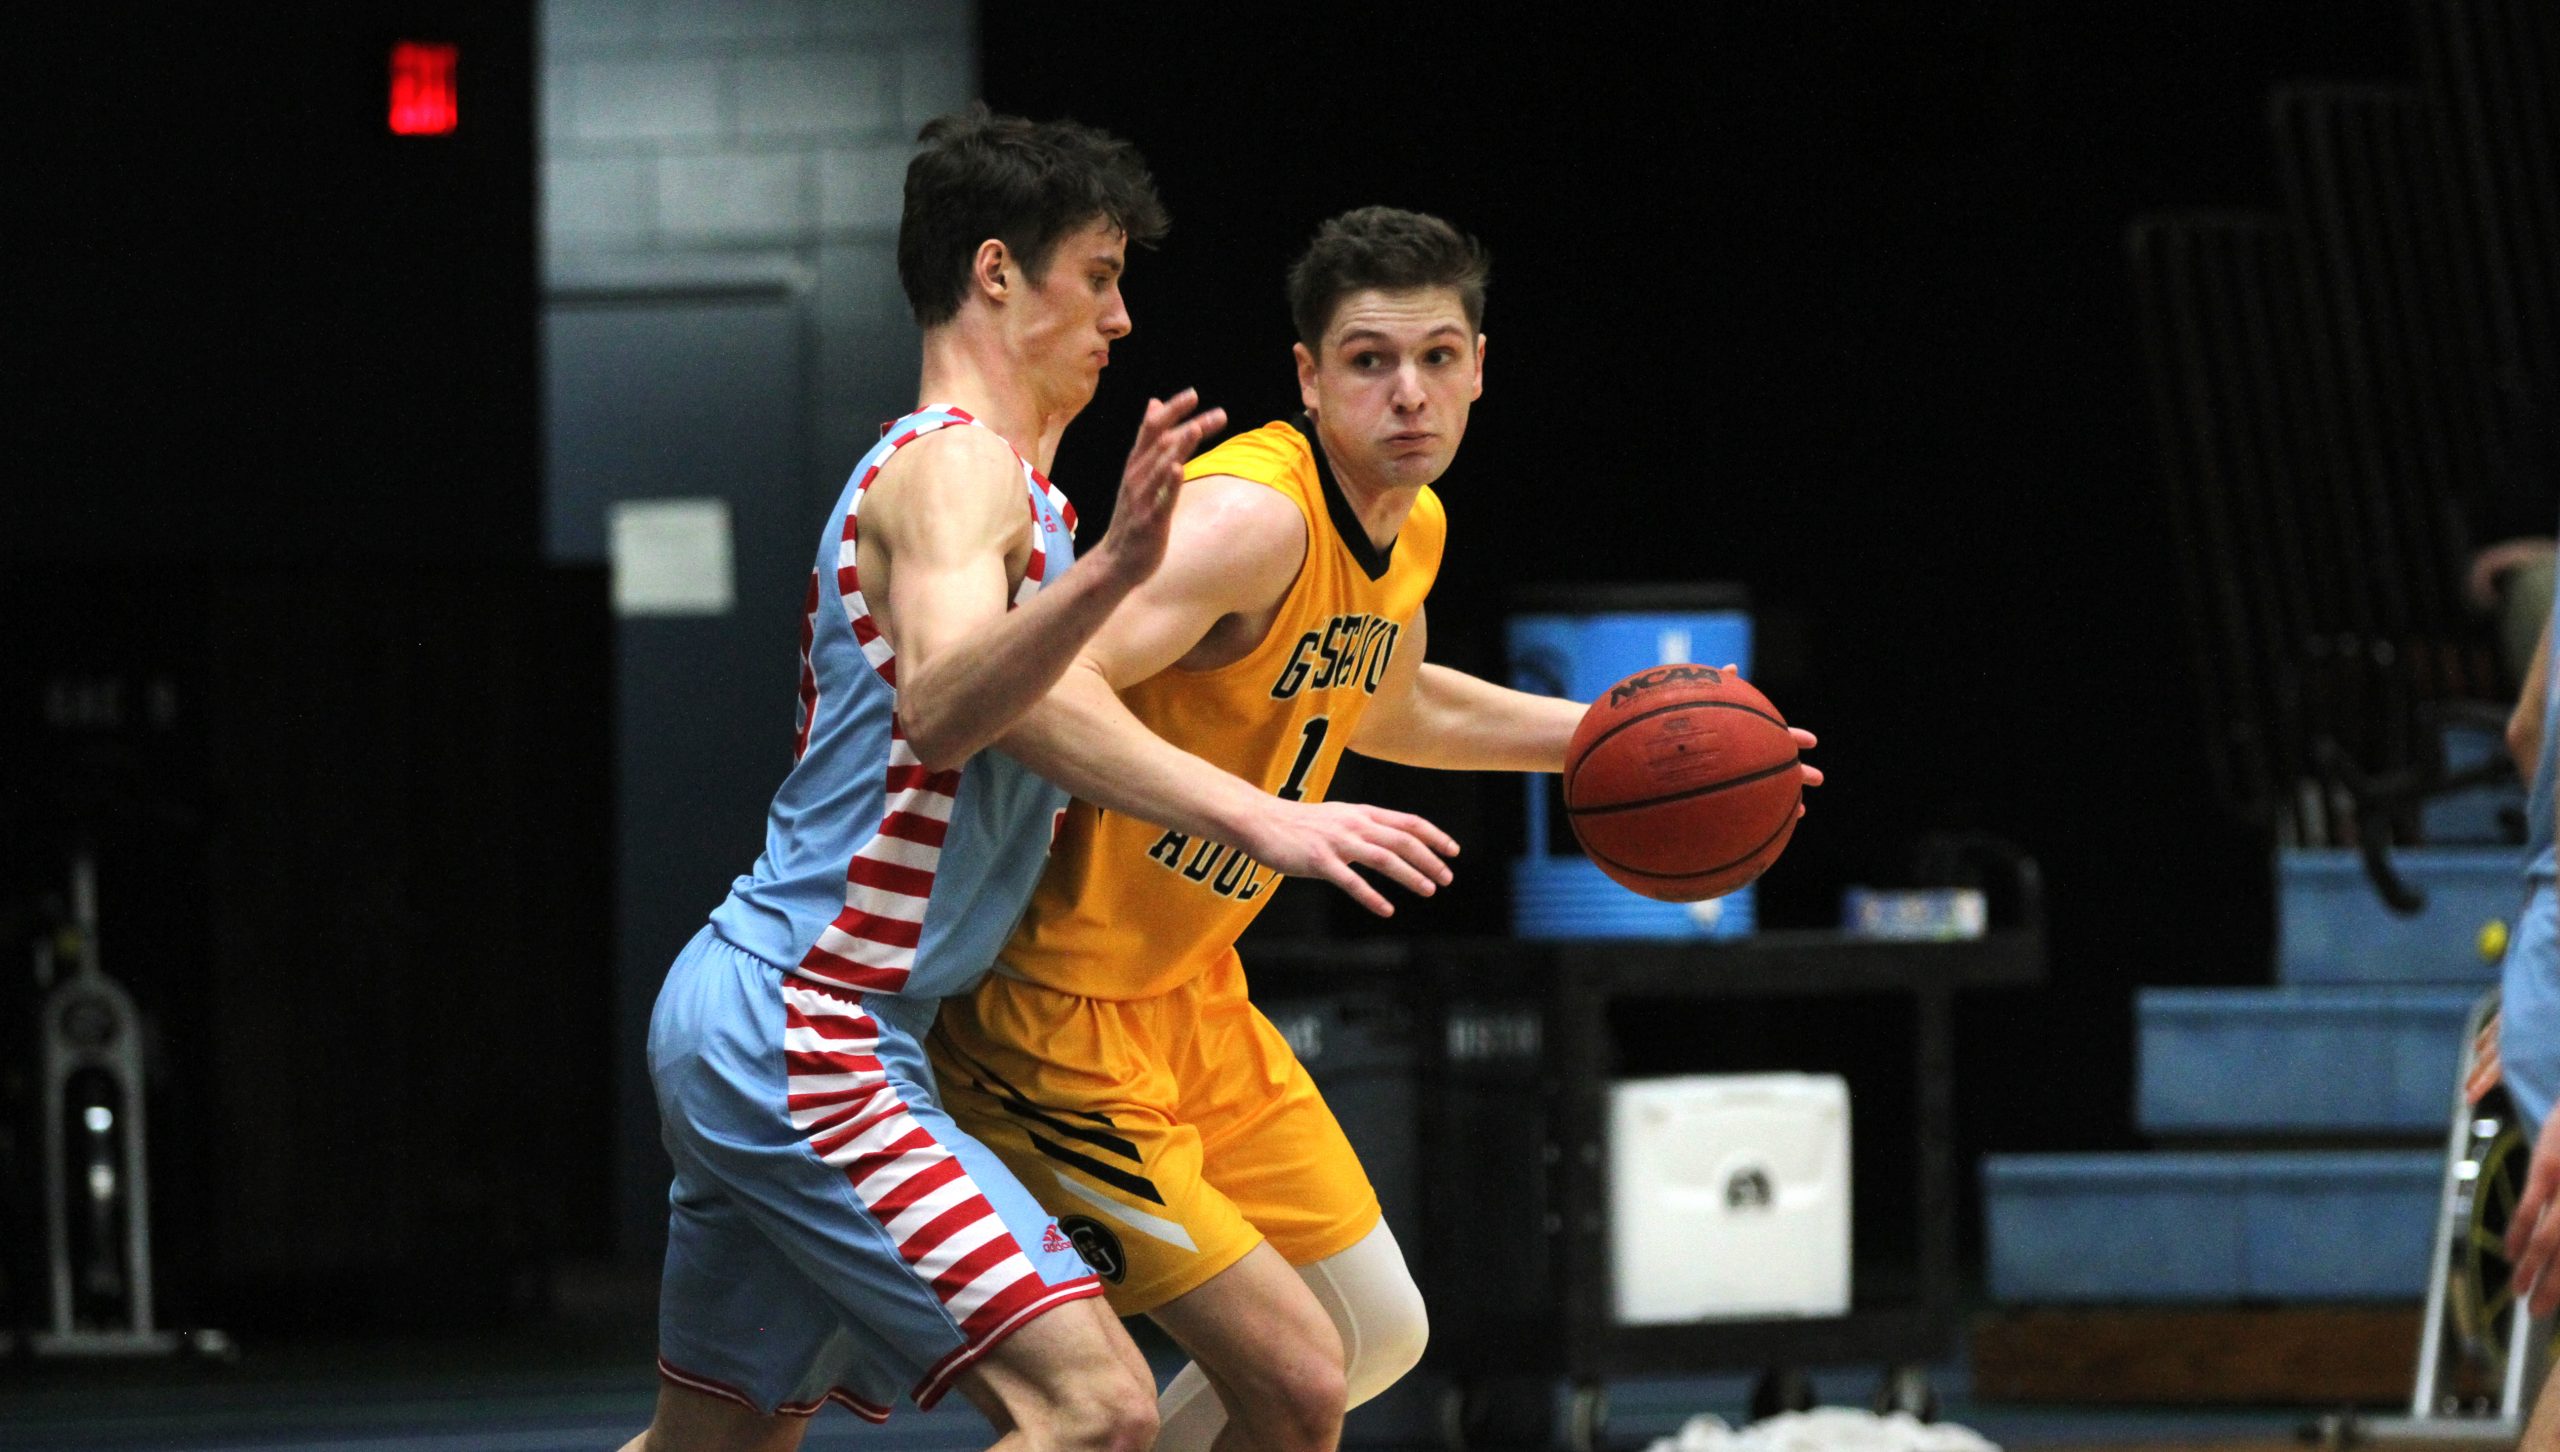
[
  {"xmin": 930, "ymin": 208, "xmax": 1821, "ymax": 1452},
  {"xmin": 629, "ymin": 121, "xmax": 1457, "ymax": 1452}
]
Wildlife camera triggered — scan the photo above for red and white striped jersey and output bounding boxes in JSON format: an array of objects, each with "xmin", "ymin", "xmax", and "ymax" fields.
[{"xmin": 709, "ymin": 404, "xmax": 1079, "ymax": 999}]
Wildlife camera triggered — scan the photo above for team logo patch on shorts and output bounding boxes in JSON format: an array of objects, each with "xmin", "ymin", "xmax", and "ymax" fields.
[{"xmin": 1058, "ymin": 1216, "xmax": 1126, "ymax": 1283}]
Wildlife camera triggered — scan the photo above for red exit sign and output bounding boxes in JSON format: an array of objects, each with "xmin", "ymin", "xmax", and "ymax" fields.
[{"xmin": 389, "ymin": 42, "xmax": 458, "ymax": 136}]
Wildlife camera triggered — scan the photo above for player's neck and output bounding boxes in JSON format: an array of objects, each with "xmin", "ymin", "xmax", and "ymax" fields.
[
  {"xmin": 1316, "ymin": 443, "xmax": 1422, "ymax": 554},
  {"xmin": 917, "ymin": 333, "xmax": 1070, "ymax": 474}
]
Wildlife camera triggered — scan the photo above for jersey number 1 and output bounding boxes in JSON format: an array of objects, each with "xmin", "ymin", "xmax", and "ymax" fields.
[{"xmin": 1278, "ymin": 717, "xmax": 1329, "ymax": 803}]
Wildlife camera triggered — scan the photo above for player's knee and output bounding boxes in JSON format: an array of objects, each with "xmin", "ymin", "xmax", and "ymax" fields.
[
  {"xmin": 1096, "ymin": 1378, "xmax": 1162, "ymax": 1452},
  {"xmin": 1346, "ymin": 1278, "xmax": 1427, "ymax": 1404},
  {"xmin": 639, "ymin": 1381, "xmax": 810, "ymax": 1452},
  {"xmin": 1254, "ymin": 1353, "xmax": 1349, "ymax": 1452},
  {"xmin": 1043, "ymin": 1367, "xmax": 1158, "ymax": 1452},
  {"xmin": 1113, "ymin": 1383, "xmax": 1164, "ymax": 1452},
  {"xmin": 1300, "ymin": 1224, "xmax": 1429, "ymax": 1408},
  {"xmin": 633, "ymin": 1418, "xmax": 801, "ymax": 1452}
]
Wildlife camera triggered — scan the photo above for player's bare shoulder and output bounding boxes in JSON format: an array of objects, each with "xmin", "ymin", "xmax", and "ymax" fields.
[
  {"xmin": 1167, "ymin": 472, "xmax": 1308, "ymax": 602},
  {"xmin": 864, "ymin": 423, "xmax": 1028, "ymax": 543}
]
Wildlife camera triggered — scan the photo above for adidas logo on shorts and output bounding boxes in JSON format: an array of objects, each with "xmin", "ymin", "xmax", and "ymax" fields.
[{"xmin": 1042, "ymin": 1224, "xmax": 1072, "ymax": 1254}]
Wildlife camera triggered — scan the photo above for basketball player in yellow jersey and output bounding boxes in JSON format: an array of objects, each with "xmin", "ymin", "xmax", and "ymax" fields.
[{"xmin": 934, "ymin": 207, "xmax": 1822, "ymax": 1452}]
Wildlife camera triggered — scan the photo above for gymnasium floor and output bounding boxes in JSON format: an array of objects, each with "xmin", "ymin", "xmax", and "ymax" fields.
[{"xmin": 0, "ymin": 1310, "xmax": 2343, "ymax": 1452}]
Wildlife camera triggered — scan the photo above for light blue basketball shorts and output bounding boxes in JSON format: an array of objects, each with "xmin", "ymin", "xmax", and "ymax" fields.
[
  {"xmin": 2504, "ymin": 878, "xmax": 2560, "ymax": 1133},
  {"xmin": 648, "ymin": 927, "xmax": 1101, "ymax": 1420}
]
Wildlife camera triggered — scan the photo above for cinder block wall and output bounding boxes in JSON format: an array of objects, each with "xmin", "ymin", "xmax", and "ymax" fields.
[
  {"xmin": 536, "ymin": 0, "xmax": 976, "ymax": 1265},
  {"xmin": 539, "ymin": 0, "xmax": 974, "ymax": 517}
]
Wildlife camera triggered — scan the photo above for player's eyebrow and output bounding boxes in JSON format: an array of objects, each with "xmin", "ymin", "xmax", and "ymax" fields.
[
  {"xmin": 1335, "ymin": 323, "xmax": 1469, "ymax": 348},
  {"xmin": 1087, "ymin": 252, "xmax": 1125, "ymax": 276}
]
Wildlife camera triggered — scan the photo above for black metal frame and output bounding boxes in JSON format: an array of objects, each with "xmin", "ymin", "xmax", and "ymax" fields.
[
  {"xmin": 1462, "ymin": 933, "xmax": 2037, "ymax": 1383},
  {"xmin": 1252, "ymin": 930, "xmax": 2045, "ymax": 1396}
]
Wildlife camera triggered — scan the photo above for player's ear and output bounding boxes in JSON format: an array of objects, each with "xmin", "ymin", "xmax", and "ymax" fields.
[
  {"xmin": 973, "ymin": 239, "xmax": 1012, "ymax": 304},
  {"xmin": 1470, "ymin": 333, "xmax": 1488, "ymax": 401},
  {"xmin": 1294, "ymin": 342, "xmax": 1319, "ymax": 413}
]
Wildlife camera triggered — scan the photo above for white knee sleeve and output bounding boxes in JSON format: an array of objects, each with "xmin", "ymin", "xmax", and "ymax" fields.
[
  {"xmin": 1298, "ymin": 1220, "xmax": 1429, "ymax": 1406},
  {"xmin": 1151, "ymin": 1222, "xmax": 1431, "ymax": 1452}
]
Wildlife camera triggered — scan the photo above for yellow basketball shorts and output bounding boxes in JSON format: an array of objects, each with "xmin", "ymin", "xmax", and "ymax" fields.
[{"xmin": 925, "ymin": 950, "xmax": 1381, "ymax": 1316}]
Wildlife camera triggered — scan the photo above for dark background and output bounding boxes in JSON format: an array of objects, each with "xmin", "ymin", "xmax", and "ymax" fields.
[
  {"xmin": 4, "ymin": 5, "xmax": 596, "ymax": 1334},
  {"xmin": 2, "ymin": 0, "xmax": 2506, "ymax": 1338}
]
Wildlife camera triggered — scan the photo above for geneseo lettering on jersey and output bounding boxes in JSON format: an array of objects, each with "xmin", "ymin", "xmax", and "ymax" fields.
[
  {"xmin": 1606, "ymin": 663, "xmax": 1726, "ymax": 708},
  {"xmin": 1271, "ymin": 613, "xmax": 1401, "ymax": 700},
  {"xmin": 1142, "ymin": 830, "xmax": 1274, "ymax": 902}
]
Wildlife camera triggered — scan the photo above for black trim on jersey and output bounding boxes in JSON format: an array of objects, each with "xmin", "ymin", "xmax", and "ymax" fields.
[
  {"xmin": 1026, "ymin": 1131, "xmax": 1168, "ymax": 1205},
  {"xmin": 1292, "ymin": 413, "xmax": 1394, "ymax": 582},
  {"xmin": 993, "ymin": 1098, "xmax": 1143, "ymax": 1164},
  {"xmin": 928, "ymin": 1024, "xmax": 1128, "ymax": 1147}
]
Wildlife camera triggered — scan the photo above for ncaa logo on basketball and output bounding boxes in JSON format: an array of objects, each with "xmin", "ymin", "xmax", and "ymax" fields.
[
  {"xmin": 1058, "ymin": 1216, "xmax": 1127, "ymax": 1284},
  {"xmin": 1606, "ymin": 663, "xmax": 1724, "ymax": 707}
]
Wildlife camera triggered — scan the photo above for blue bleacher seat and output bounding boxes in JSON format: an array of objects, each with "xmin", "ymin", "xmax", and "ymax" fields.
[
  {"xmin": 2136, "ymin": 987, "xmax": 2476, "ymax": 1134},
  {"xmin": 1982, "ymin": 1151, "xmax": 2438, "ymax": 1303}
]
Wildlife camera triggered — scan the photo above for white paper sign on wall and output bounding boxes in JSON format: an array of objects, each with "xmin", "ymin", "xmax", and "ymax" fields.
[{"xmin": 610, "ymin": 497, "xmax": 735, "ymax": 617}]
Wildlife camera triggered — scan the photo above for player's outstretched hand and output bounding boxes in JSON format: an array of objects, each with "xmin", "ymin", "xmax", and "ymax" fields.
[
  {"xmin": 1721, "ymin": 665, "xmax": 1824, "ymax": 818},
  {"xmin": 1788, "ymin": 726, "xmax": 1824, "ymax": 818},
  {"xmin": 1095, "ymin": 389, "xmax": 1226, "ymax": 588},
  {"xmin": 1245, "ymin": 800, "xmax": 1459, "ymax": 918},
  {"xmin": 2507, "ymin": 1108, "xmax": 2560, "ymax": 1318}
]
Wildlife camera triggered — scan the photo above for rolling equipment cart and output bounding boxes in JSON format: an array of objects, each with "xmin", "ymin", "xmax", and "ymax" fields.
[{"xmin": 1257, "ymin": 930, "xmax": 2044, "ymax": 1452}]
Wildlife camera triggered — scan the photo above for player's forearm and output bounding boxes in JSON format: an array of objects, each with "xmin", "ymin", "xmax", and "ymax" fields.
[
  {"xmin": 899, "ymin": 553, "xmax": 1139, "ymax": 772},
  {"xmin": 996, "ymin": 662, "xmax": 1270, "ymax": 842},
  {"xmin": 2511, "ymin": 613, "xmax": 2552, "ymax": 777},
  {"xmin": 1356, "ymin": 665, "xmax": 1580, "ymax": 773}
]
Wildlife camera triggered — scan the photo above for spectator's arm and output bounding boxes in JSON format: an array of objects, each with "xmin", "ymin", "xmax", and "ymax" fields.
[
  {"xmin": 2510, "ymin": 611, "xmax": 2551, "ymax": 778},
  {"xmin": 2526, "ymin": 1358, "xmax": 2560, "ymax": 1452},
  {"xmin": 2508, "ymin": 1108, "xmax": 2560, "ymax": 1319},
  {"xmin": 2467, "ymin": 536, "xmax": 2557, "ymax": 611}
]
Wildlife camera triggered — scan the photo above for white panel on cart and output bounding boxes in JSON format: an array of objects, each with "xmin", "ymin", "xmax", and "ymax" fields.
[{"xmin": 1608, "ymin": 1073, "xmax": 1850, "ymax": 1324}]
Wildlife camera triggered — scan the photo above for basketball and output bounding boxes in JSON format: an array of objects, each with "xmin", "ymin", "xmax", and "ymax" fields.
[{"xmin": 1564, "ymin": 665, "xmax": 1801, "ymax": 902}]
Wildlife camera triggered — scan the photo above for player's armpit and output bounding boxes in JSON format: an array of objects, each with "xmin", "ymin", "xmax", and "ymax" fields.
[
  {"xmin": 863, "ymin": 425, "xmax": 1132, "ymax": 773},
  {"xmin": 987, "ymin": 479, "xmax": 1306, "ymax": 851},
  {"xmin": 863, "ymin": 425, "xmax": 1036, "ymax": 672},
  {"xmin": 1077, "ymin": 475, "xmax": 1307, "ymax": 691},
  {"xmin": 869, "ymin": 389, "xmax": 1229, "ymax": 772}
]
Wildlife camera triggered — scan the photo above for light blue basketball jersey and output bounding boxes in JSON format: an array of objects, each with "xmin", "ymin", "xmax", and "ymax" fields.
[
  {"xmin": 2531, "ymin": 584, "xmax": 2558, "ymax": 883},
  {"xmin": 710, "ymin": 405, "xmax": 1079, "ymax": 998}
]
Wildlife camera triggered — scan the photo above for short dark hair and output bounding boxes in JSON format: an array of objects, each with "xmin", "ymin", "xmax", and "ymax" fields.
[
  {"xmin": 898, "ymin": 105, "xmax": 1169, "ymax": 329},
  {"xmin": 1286, "ymin": 207, "xmax": 1490, "ymax": 348}
]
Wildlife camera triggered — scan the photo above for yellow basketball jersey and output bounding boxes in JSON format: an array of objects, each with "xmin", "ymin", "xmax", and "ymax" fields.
[{"xmin": 995, "ymin": 418, "xmax": 1446, "ymax": 1000}]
